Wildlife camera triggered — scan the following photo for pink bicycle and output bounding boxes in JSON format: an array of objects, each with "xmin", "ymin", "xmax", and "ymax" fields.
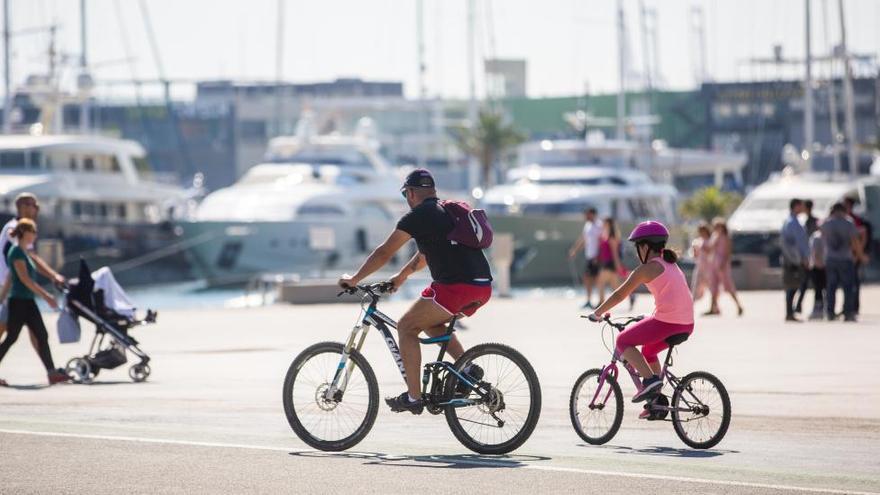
[{"xmin": 569, "ymin": 315, "xmax": 730, "ymax": 449}]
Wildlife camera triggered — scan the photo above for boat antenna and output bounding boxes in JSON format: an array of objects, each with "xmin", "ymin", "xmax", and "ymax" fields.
[
  {"xmin": 821, "ymin": 0, "xmax": 842, "ymax": 173},
  {"xmin": 615, "ymin": 0, "xmax": 626, "ymax": 140},
  {"xmin": 803, "ymin": 0, "xmax": 814, "ymax": 171},
  {"xmin": 836, "ymin": 0, "xmax": 858, "ymax": 177},
  {"xmin": 416, "ymin": 0, "xmax": 427, "ymax": 168},
  {"xmin": 2, "ymin": 0, "xmax": 10, "ymax": 133}
]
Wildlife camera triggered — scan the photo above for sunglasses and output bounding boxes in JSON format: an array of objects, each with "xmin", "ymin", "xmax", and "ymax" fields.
[{"xmin": 400, "ymin": 188, "xmax": 408, "ymax": 199}]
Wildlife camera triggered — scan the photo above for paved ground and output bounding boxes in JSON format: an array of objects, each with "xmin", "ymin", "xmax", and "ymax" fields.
[{"xmin": 1, "ymin": 287, "xmax": 879, "ymax": 494}]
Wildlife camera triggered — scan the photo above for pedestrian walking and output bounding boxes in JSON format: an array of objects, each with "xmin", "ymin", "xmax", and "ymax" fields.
[
  {"xmin": 0, "ymin": 219, "xmax": 68, "ymax": 386},
  {"xmin": 1, "ymin": 193, "xmax": 65, "ymax": 351},
  {"xmin": 807, "ymin": 225, "xmax": 827, "ymax": 320},
  {"xmin": 568, "ymin": 207, "xmax": 602, "ymax": 309},
  {"xmin": 781, "ymin": 199, "xmax": 809, "ymax": 322},
  {"xmin": 795, "ymin": 199, "xmax": 819, "ymax": 313},
  {"xmin": 821, "ymin": 202, "xmax": 867, "ymax": 322},
  {"xmin": 595, "ymin": 217, "xmax": 623, "ymax": 306},
  {"xmin": 690, "ymin": 222, "xmax": 713, "ymax": 302},
  {"xmin": 843, "ymin": 197, "xmax": 869, "ymax": 316},
  {"xmin": 706, "ymin": 218, "xmax": 743, "ymax": 316}
]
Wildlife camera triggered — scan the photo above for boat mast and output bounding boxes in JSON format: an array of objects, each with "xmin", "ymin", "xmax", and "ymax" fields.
[
  {"xmin": 803, "ymin": 0, "xmax": 814, "ymax": 171},
  {"xmin": 416, "ymin": 0, "xmax": 427, "ymax": 169},
  {"xmin": 821, "ymin": 0, "xmax": 842, "ymax": 173},
  {"xmin": 2, "ymin": 0, "xmax": 10, "ymax": 133},
  {"xmin": 615, "ymin": 0, "xmax": 626, "ymax": 140},
  {"xmin": 466, "ymin": 0, "xmax": 478, "ymax": 191},
  {"xmin": 79, "ymin": 0, "xmax": 90, "ymax": 132},
  {"xmin": 274, "ymin": 0, "xmax": 285, "ymax": 137},
  {"xmin": 837, "ymin": 0, "xmax": 858, "ymax": 177}
]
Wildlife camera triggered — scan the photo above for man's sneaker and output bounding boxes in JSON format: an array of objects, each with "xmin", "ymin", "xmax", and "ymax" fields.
[
  {"xmin": 455, "ymin": 363, "xmax": 484, "ymax": 397},
  {"xmin": 48, "ymin": 369, "xmax": 70, "ymax": 385},
  {"xmin": 632, "ymin": 375, "xmax": 662, "ymax": 403},
  {"xmin": 581, "ymin": 301, "xmax": 594, "ymax": 310},
  {"xmin": 385, "ymin": 392, "xmax": 423, "ymax": 415}
]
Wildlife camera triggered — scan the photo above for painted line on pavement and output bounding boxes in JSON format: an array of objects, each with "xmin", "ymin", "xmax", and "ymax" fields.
[{"xmin": 0, "ymin": 428, "xmax": 876, "ymax": 495}]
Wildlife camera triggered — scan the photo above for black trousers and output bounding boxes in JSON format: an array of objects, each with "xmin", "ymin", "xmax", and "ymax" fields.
[{"xmin": 0, "ymin": 298, "xmax": 55, "ymax": 371}]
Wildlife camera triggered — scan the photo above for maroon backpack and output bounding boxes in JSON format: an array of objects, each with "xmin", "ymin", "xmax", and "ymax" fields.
[{"xmin": 440, "ymin": 200, "xmax": 494, "ymax": 249}]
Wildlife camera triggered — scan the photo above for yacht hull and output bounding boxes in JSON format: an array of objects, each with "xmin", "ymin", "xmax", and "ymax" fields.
[{"xmin": 178, "ymin": 218, "xmax": 405, "ymax": 286}]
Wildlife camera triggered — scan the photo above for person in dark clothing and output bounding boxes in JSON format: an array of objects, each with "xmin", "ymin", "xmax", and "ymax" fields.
[
  {"xmin": 822, "ymin": 203, "xmax": 867, "ymax": 321},
  {"xmin": 795, "ymin": 199, "xmax": 819, "ymax": 313},
  {"xmin": 0, "ymin": 219, "xmax": 68, "ymax": 386},
  {"xmin": 781, "ymin": 199, "xmax": 809, "ymax": 322},
  {"xmin": 338, "ymin": 169, "xmax": 492, "ymax": 414}
]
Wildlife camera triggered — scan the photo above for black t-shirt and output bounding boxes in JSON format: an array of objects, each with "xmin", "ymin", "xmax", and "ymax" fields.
[{"xmin": 396, "ymin": 198, "xmax": 492, "ymax": 284}]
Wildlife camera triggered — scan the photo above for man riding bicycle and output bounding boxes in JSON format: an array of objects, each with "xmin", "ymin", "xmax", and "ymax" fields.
[{"xmin": 338, "ymin": 169, "xmax": 492, "ymax": 414}]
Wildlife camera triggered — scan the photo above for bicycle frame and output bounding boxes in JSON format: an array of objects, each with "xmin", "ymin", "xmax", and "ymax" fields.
[
  {"xmin": 323, "ymin": 288, "xmax": 486, "ymax": 407},
  {"xmin": 588, "ymin": 320, "xmax": 699, "ymax": 418}
]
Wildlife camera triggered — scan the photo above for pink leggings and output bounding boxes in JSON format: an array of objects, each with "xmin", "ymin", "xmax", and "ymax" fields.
[{"xmin": 615, "ymin": 317, "xmax": 694, "ymax": 365}]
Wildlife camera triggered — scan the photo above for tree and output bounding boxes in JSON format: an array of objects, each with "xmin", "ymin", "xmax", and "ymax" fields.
[
  {"xmin": 679, "ymin": 186, "xmax": 743, "ymax": 223},
  {"xmin": 451, "ymin": 108, "xmax": 525, "ymax": 188}
]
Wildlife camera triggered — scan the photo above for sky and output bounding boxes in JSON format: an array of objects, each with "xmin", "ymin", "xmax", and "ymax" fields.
[{"xmin": 5, "ymin": 0, "xmax": 880, "ymax": 102}]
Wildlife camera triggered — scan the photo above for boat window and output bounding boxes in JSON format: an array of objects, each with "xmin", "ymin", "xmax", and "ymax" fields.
[
  {"xmin": 0, "ymin": 152, "xmax": 26, "ymax": 168},
  {"xmin": 270, "ymin": 149, "xmax": 373, "ymax": 169},
  {"xmin": 69, "ymin": 156, "xmax": 77, "ymax": 170},
  {"xmin": 111, "ymin": 156, "xmax": 121, "ymax": 172},
  {"xmin": 98, "ymin": 203, "xmax": 109, "ymax": 218},
  {"xmin": 528, "ymin": 176, "xmax": 628, "ymax": 186},
  {"xmin": 297, "ymin": 204, "xmax": 346, "ymax": 216},
  {"xmin": 72, "ymin": 201, "xmax": 82, "ymax": 217},
  {"xmin": 84, "ymin": 156, "xmax": 95, "ymax": 171},
  {"xmin": 30, "ymin": 151, "xmax": 43, "ymax": 168},
  {"xmin": 520, "ymin": 202, "xmax": 597, "ymax": 216},
  {"xmin": 358, "ymin": 204, "xmax": 392, "ymax": 221},
  {"xmin": 133, "ymin": 157, "xmax": 151, "ymax": 173},
  {"xmin": 117, "ymin": 204, "xmax": 127, "ymax": 220}
]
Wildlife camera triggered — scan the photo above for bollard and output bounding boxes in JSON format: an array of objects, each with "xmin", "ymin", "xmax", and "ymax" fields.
[{"xmin": 491, "ymin": 233, "xmax": 514, "ymax": 298}]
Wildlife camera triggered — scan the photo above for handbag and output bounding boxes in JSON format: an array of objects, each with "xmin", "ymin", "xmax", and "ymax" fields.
[{"xmin": 56, "ymin": 308, "xmax": 81, "ymax": 344}]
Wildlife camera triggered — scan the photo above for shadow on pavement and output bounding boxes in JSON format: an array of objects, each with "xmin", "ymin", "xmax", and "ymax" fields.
[
  {"xmin": 288, "ymin": 451, "xmax": 551, "ymax": 470},
  {"xmin": 583, "ymin": 444, "xmax": 738, "ymax": 458},
  {"xmin": 3, "ymin": 380, "xmax": 137, "ymax": 390}
]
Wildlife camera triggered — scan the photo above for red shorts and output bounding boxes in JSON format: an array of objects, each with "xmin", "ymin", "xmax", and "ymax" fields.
[{"xmin": 421, "ymin": 282, "xmax": 491, "ymax": 316}]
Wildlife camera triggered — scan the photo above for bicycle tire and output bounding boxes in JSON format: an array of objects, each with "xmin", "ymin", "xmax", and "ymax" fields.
[
  {"xmin": 569, "ymin": 368, "xmax": 624, "ymax": 445},
  {"xmin": 282, "ymin": 341, "xmax": 379, "ymax": 451},
  {"xmin": 671, "ymin": 371, "xmax": 731, "ymax": 449},
  {"xmin": 444, "ymin": 343, "xmax": 541, "ymax": 455}
]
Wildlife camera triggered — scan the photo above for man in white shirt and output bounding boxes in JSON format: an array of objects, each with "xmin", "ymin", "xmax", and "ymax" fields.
[
  {"xmin": 1, "ymin": 193, "xmax": 65, "ymax": 348},
  {"xmin": 568, "ymin": 207, "xmax": 602, "ymax": 308}
]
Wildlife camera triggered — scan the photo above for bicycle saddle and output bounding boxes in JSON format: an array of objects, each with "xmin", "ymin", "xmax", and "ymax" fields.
[{"xmin": 664, "ymin": 333, "xmax": 690, "ymax": 347}]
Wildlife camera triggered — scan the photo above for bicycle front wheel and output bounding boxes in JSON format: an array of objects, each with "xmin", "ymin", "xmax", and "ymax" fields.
[
  {"xmin": 444, "ymin": 343, "xmax": 542, "ymax": 455},
  {"xmin": 671, "ymin": 371, "xmax": 731, "ymax": 449},
  {"xmin": 569, "ymin": 368, "xmax": 624, "ymax": 445},
  {"xmin": 282, "ymin": 342, "xmax": 379, "ymax": 451}
]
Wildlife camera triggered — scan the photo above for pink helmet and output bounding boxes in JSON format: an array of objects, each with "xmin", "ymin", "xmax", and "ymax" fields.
[{"xmin": 628, "ymin": 221, "xmax": 669, "ymax": 244}]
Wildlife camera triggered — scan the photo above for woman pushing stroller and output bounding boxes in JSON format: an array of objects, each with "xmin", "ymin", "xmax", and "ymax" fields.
[{"xmin": 0, "ymin": 218, "xmax": 69, "ymax": 386}]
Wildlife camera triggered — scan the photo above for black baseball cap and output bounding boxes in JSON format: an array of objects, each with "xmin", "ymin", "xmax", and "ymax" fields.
[{"xmin": 402, "ymin": 168, "xmax": 435, "ymax": 189}]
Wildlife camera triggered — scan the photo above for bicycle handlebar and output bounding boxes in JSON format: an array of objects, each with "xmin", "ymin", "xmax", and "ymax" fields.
[
  {"xmin": 580, "ymin": 313, "xmax": 645, "ymax": 331},
  {"xmin": 337, "ymin": 281, "xmax": 395, "ymax": 298}
]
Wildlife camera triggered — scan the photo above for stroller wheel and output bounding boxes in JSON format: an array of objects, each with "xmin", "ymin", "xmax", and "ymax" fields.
[
  {"xmin": 129, "ymin": 363, "xmax": 150, "ymax": 383},
  {"xmin": 66, "ymin": 358, "xmax": 93, "ymax": 384}
]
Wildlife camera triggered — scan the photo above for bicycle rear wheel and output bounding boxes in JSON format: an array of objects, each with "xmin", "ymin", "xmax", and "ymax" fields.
[
  {"xmin": 282, "ymin": 342, "xmax": 378, "ymax": 451},
  {"xmin": 569, "ymin": 368, "xmax": 624, "ymax": 445},
  {"xmin": 444, "ymin": 343, "xmax": 541, "ymax": 455},
  {"xmin": 671, "ymin": 371, "xmax": 731, "ymax": 449}
]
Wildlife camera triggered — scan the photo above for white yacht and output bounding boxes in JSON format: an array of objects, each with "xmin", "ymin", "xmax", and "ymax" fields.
[
  {"xmin": 0, "ymin": 132, "xmax": 195, "ymax": 282},
  {"xmin": 480, "ymin": 138, "xmax": 682, "ymax": 284},
  {"xmin": 179, "ymin": 127, "xmax": 407, "ymax": 285},
  {"xmin": 729, "ymin": 170, "xmax": 879, "ymax": 260}
]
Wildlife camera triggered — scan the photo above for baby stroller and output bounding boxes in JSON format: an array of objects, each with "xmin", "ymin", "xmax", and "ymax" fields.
[{"xmin": 62, "ymin": 260, "xmax": 157, "ymax": 384}]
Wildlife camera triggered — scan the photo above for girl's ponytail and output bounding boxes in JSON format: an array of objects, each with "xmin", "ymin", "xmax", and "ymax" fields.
[{"xmin": 661, "ymin": 248, "xmax": 679, "ymax": 263}]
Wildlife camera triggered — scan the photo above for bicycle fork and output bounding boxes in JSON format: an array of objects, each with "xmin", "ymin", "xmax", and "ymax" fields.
[{"xmin": 324, "ymin": 323, "xmax": 370, "ymax": 401}]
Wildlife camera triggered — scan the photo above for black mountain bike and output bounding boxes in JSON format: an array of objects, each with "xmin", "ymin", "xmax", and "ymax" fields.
[{"xmin": 282, "ymin": 282, "xmax": 542, "ymax": 454}]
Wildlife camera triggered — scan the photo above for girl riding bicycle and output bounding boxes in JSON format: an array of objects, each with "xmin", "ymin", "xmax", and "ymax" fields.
[{"xmin": 589, "ymin": 221, "xmax": 694, "ymax": 403}]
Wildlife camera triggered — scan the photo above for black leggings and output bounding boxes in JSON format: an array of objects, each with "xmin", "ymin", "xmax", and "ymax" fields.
[{"xmin": 0, "ymin": 298, "xmax": 55, "ymax": 371}]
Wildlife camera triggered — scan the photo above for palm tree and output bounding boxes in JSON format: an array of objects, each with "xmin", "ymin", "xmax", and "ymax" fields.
[
  {"xmin": 679, "ymin": 186, "xmax": 743, "ymax": 223},
  {"xmin": 451, "ymin": 108, "xmax": 525, "ymax": 188}
]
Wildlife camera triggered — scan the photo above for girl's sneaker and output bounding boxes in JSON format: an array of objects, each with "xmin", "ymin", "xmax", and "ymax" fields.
[{"xmin": 632, "ymin": 375, "xmax": 662, "ymax": 403}]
